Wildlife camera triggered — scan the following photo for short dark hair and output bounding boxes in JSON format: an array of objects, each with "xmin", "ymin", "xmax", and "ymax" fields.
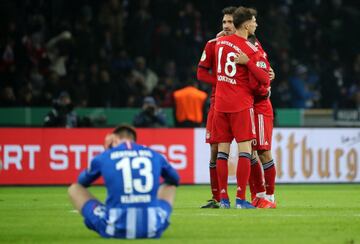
[
  {"xmin": 222, "ymin": 6, "xmax": 237, "ymax": 16},
  {"xmin": 112, "ymin": 124, "xmax": 137, "ymax": 141},
  {"xmin": 233, "ymin": 7, "xmax": 257, "ymax": 29}
]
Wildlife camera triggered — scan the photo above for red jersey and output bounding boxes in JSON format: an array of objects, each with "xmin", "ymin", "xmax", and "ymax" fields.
[
  {"xmin": 251, "ymin": 39, "xmax": 273, "ymax": 116},
  {"xmin": 214, "ymin": 34, "xmax": 258, "ymax": 113},
  {"xmin": 197, "ymin": 38, "xmax": 217, "ymax": 107}
]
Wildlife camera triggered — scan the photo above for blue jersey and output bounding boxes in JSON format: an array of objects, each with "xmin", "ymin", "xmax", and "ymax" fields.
[{"xmin": 78, "ymin": 141, "xmax": 179, "ymax": 209}]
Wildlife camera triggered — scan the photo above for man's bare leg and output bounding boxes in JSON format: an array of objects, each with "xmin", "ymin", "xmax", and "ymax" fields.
[{"xmin": 157, "ymin": 184, "xmax": 177, "ymax": 206}]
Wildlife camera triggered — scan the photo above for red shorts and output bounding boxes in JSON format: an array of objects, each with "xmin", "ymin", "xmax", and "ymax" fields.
[
  {"xmin": 213, "ymin": 108, "xmax": 256, "ymax": 143},
  {"xmin": 253, "ymin": 113, "xmax": 273, "ymax": 151},
  {"xmin": 205, "ymin": 105, "xmax": 216, "ymax": 144}
]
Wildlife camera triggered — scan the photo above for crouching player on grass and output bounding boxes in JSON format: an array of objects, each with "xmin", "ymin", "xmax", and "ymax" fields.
[{"xmin": 68, "ymin": 125, "xmax": 180, "ymax": 239}]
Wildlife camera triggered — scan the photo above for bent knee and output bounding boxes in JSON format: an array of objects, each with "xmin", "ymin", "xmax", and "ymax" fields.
[{"xmin": 258, "ymin": 150, "xmax": 272, "ymax": 163}]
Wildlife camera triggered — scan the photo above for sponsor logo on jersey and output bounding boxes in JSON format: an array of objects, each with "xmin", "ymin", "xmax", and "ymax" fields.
[
  {"xmin": 256, "ymin": 61, "xmax": 267, "ymax": 68},
  {"xmin": 252, "ymin": 139, "xmax": 258, "ymax": 146},
  {"xmin": 93, "ymin": 205, "xmax": 106, "ymax": 218}
]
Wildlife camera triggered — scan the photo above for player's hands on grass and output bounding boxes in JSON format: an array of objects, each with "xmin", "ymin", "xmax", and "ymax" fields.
[
  {"xmin": 234, "ymin": 52, "xmax": 250, "ymax": 65},
  {"xmin": 269, "ymin": 67, "xmax": 275, "ymax": 80}
]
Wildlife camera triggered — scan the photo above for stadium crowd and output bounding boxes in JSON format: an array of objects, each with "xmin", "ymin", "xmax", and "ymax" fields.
[{"xmin": 0, "ymin": 0, "xmax": 360, "ymax": 110}]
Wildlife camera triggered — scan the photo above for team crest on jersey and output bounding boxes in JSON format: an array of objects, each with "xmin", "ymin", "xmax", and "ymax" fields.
[
  {"xmin": 93, "ymin": 205, "xmax": 106, "ymax": 218},
  {"xmin": 201, "ymin": 50, "xmax": 206, "ymax": 61},
  {"xmin": 256, "ymin": 61, "xmax": 267, "ymax": 68}
]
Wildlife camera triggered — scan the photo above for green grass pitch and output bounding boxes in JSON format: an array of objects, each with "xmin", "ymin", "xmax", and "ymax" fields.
[{"xmin": 0, "ymin": 185, "xmax": 359, "ymax": 244}]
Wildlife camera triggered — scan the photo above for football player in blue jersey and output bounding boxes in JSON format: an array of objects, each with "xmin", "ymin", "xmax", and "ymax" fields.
[{"xmin": 68, "ymin": 124, "xmax": 180, "ymax": 239}]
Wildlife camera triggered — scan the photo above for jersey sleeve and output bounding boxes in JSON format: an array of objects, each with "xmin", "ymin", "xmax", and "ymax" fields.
[
  {"xmin": 246, "ymin": 52, "xmax": 270, "ymax": 87},
  {"xmin": 197, "ymin": 66, "xmax": 216, "ymax": 85},
  {"xmin": 197, "ymin": 41, "xmax": 216, "ymax": 85},
  {"xmin": 249, "ymin": 72, "xmax": 269, "ymax": 96},
  {"xmin": 77, "ymin": 156, "xmax": 101, "ymax": 187},
  {"xmin": 159, "ymin": 154, "xmax": 180, "ymax": 186}
]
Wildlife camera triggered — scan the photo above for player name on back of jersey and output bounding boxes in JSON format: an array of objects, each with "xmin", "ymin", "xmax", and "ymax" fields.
[
  {"xmin": 121, "ymin": 194, "xmax": 151, "ymax": 204},
  {"xmin": 110, "ymin": 149, "xmax": 153, "ymax": 159},
  {"xmin": 218, "ymin": 40, "xmax": 242, "ymax": 53},
  {"xmin": 217, "ymin": 75, "xmax": 236, "ymax": 85}
]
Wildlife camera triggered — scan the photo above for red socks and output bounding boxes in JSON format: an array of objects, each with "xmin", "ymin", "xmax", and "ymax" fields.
[
  {"xmin": 250, "ymin": 158, "xmax": 266, "ymax": 198},
  {"xmin": 217, "ymin": 152, "xmax": 266, "ymax": 201},
  {"xmin": 263, "ymin": 160, "xmax": 276, "ymax": 195},
  {"xmin": 236, "ymin": 152, "xmax": 251, "ymax": 200},
  {"xmin": 209, "ymin": 161, "xmax": 220, "ymax": 201},
  {"xmin": 216, "ymin": 152, "xmax": 229, "ymax": 200}
]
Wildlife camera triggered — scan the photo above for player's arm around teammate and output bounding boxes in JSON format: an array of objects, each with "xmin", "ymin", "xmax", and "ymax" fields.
[
  {"xmin": 196, "ymin": 6, "xmax": 237, "ymax": 209},
  {"xmin": 235, "ymin": 43, "xmax": 277, "ymax": 208},
  {"xmin": 213, "ymin": 7, "xmax": 264, "ymax": 209}
]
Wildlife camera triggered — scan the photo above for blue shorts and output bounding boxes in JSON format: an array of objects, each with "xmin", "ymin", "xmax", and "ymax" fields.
[{"xmin": 81, "ymin": 199, "xmax": 172, "ymax": 239}]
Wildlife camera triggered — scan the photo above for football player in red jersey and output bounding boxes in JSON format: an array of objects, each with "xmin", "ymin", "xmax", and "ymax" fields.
[
  {"xmin": 197, "ymin": 6, "xmax": 237, "ymax": 209},
  {"xmin": 236, "ymin": 36, "xmax": 277, "ymax": 208},
  {"xmin": 213, "ymin": 7, "xmax": 271, "ymax": 208}
]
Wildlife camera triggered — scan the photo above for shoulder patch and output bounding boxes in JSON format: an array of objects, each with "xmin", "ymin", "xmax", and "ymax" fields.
[{"xmin": 200, "ymin": 50, "xmax": 206, "ymax": 61}]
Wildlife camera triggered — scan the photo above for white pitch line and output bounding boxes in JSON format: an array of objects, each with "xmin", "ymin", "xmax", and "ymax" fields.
[
  {"xmin": 172, "ymin": 212, "xmax": 360, "ymax": 217},
  {"xmin": 67, "ymin": 210, "xmax": 360, "ymax": 218}
]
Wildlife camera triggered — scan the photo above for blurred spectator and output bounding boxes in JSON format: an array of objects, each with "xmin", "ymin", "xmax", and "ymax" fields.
[
  {"xmin": 70, "ymin": 71, "xmax": 89, "ymax": 107},
  {"xmin": 43, "ymin": 91, "xmax": 78, "ymax": 127},
  {"xmin": 0, "ymin": 0, "xmax": 359, "ymax": 110},
  {"xmin": 0, "ymin": 86, "xmax": 17, "ymax": 107},
  {"xmin": 289, "ymin": 64, "xmax": 319, "ymax": 108},
  {"xmin": 347, "ymin": 80, "xmax": 360, "ymax": 109},
  {"xmin": 111, "ymin": 49, "xmax": 133, "ymax": 75},
  {"xmin": 73, "ymin": 4, "xmax": 97, "ymax": 66},
  {"xmin": 89, "ymin": 69, "xmax": 119, "ymax": 107},
  {"xmin": 46, "ymin": 31, "xmax": 72, "ymax": 77},
  {"xmin": 271, "ymin": 78, "xmax": 292, "ymax": 108},
  {"xmin": 173, "ymin": 80, "xmax": 207, "ymax": 127},
  {"xmin": 126, "ymin": 0, "xmax": 154, "ymax": 59},
  {"xmin": 42, "ymin": 71, "xmax": 61, "ymax": 105},
  {"xmin": 18, "ymin": 82, "xmax": 34, "ymax": 106},
  {"xmin": 133, "ymin": 96, "xmax": 167, "ymax": 127},
  {"xmin": 132, "ymin": 56, "xmax": 158, "ymax": 94},
  {"xmin": 346, "ymin": 53, "xmax": 360, "ymax": 108},
  {"xmin": 98, "ymin": 0, "xmax": 125, "ymax": 48}
]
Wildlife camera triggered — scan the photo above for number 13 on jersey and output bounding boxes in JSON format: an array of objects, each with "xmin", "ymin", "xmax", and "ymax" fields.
[{"xmin": 116, "ymin": 157, "xmax": 154, "ymax": 194}]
